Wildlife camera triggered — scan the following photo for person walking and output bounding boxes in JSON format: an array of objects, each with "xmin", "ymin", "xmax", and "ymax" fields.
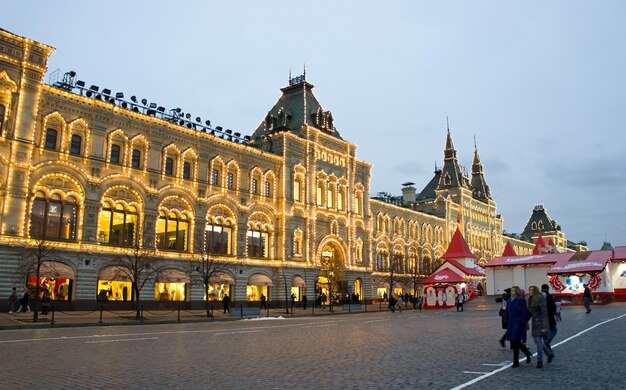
[
  {"xmin": 17, "ymin": 289, "xmax": 31, "ymax": 313},
  {"xmin": 541, "ymin": 284, "xmax": 557, "ymax": 363},
  {"xmin": 417, "ymin": 295, "xmax": 423, "ymax": 311},
  {"xmin": 41, "ymin": 289, "xmax": 51, "ymax": 315},
  {"xmin": 222, "ymin": 293, "xmax": 230, "ymax": 314},
  {"xmin": 555, "ymin": 299, "xmax": 562, "ymax": 321},
  {"xmin": 397, "ymin": 295, "xmax": 403, "ymax": 312},
  {"xmin": 506, "ymin": 286, "xmax": 532, "ymax": 367},
  {"xmin": 260, "ymin": 294, "xmax": 267, "ymax": 310},
  {"xmin": 8, "ymin": 287, "xmax": 18, "ymax": 313},
  {"xmin": 528, "ymin": 286, "xmax": 551, "ymax": 368},
  {"xmin": 583, "ymin": 284, "xmax": 592, "ymax": 314},
  {"xmin": 496, "ymin": 288, "xmax": 511, "ymax": 347}
]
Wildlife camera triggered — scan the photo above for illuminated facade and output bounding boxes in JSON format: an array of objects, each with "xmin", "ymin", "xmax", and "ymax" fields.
[{"xmin": 0, "ymin": 28, "xmax": 569, "ymax": 308}]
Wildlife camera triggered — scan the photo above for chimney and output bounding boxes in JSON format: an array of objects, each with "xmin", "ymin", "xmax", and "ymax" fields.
[{"xmin": 401, "ymin": 182, "xmax": 416, "ymax": 204}]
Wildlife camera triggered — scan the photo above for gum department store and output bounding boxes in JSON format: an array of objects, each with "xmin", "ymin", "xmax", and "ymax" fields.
[{"xmin": 0, "ymin": 28, "xmax": 583, "ymax": 309}]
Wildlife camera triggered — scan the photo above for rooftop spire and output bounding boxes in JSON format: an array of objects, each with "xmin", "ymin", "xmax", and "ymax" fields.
[{"xmin": 470, "ymin": 136, "xmax": 491, "ymax": 201}]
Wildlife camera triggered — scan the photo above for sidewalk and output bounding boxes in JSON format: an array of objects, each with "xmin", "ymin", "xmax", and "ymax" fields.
[{"xmin": 0, "ymin": 296, "xmax": 499, "ymax": 330}]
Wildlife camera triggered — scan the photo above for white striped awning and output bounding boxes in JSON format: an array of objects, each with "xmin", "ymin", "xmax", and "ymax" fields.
[{"xmin": 248, "ymin": 273, "xmax": 273, "ymax": 286}]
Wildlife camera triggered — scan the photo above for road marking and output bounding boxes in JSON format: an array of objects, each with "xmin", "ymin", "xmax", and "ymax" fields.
[
  {"xmin": 301, "ymin": 323, "xmax": 337, "ymax": 328},
  {"xmin": 450, "ymin": 312, "xmax": 626, "ymax": 390},
  {"xmin": 482, "ymin": 363, "xmax": 507, "ymax": 367},
  {"xmin": 463, "ymin": 371, "xmax": 489, "ymax": 375},
  {"xmin": 364, "ymin": 319, "xmax": 389, "ymax": 323},
  {"xmin": 85, "ymin": 337, "xmax": 158, "ymax": 344},
  {"xmin": 215, "ymin": 330, "xmax": 262, "ymax": 336}
]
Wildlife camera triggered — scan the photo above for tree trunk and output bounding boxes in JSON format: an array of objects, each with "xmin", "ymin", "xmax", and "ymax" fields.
[{"xmin": 33, "ymin": 261, "xmax": 41, "ymax": 323}]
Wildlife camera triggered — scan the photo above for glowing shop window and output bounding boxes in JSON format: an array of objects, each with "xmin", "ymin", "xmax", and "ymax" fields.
[
  {"xmin": 97, "ymin": 280, "xmax": 132, "ymax": 301},
  {"xmin": 290, "ymin": 287, "xmax": 301, "ymax": 300},
  {"xmin": 27, "ymin": 277, "xmax": 72, "ymax": 301},
  {"xmin": 155, "ymin": 282, "xmax": 186, "ymax": 301},
  {"xmin": 246, "ymin": 285, "xmax": 268, "ymax": 301},
  {"xmin": 376, "ymin": 288, "xmax": 388, "ymax": 299},
  {"xmin": 205, "ymin": 283, "xmax": 230, "ymax": 301}
]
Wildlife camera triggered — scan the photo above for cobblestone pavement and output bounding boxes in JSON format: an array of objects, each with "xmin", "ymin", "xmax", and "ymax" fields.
[{"xmin": 0, "ymin": 300, "xmax": 624, "ymax": 389}]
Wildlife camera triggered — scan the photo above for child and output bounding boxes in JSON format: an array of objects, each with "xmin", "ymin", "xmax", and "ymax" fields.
[{"xmin": 555, "ymin": 299, "xmax": 562, "ymax": 321}]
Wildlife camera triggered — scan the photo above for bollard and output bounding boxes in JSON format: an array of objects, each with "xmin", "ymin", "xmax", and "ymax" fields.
[
  {"xmin": 240, "ymin": 304, "xmax": 244, "ymax": 319},
  {"xmin": 178, "ymin": 304, "xmax": 181, "ymax": 322},
  {"xmin": 379, "ymin": 301, "xmax": 382, "ymax": 311},
  {"xmin": 51, "ymin": 305, "xmax": 55, "ymax": 325},
  {"xmin": 266, "ymin": 305, "xmax": 269, "ymax": 317},
  {"xmin": 141, "ymin": 305, "xmax": 144, "ymax": 321},
  {"xmin": 365, "ymin": 300, "xmax": 367, "ymax": 312},
  {"xmin": 349, "ymin": 303, "xmax": 351, "ymax": 313},
  {"xmin": 99, "ymin": 305, "xmax": 103, "ymax": 324},
  {"xmin": 210, "ymin": 305, "xmax": 214, "ymax": 319}
]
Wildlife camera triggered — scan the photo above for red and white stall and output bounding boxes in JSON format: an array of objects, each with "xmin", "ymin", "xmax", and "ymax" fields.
[{"xmin": 421, "ymin": 228, "xmax": 485, "ymax": 309}]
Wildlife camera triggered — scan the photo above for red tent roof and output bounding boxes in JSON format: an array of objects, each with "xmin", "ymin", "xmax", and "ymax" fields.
[
  {"xmin": 441, "ymin": 228, "xmax": 476, "ymax": 259},
  {"xmin": 420, "ymin": 267, "xmax": 465, "ymax": 284},
  {"xmin": 501, "ymin": 241, "xmax": 517, "ymax": 257},
  {"xmin": 484, "ymin": 252, "xmax": 572, "ymax": 268},
  {"xmin": 532, "ymin": 234, "xmax": 548, "ymax": 254},
  {"xmin": 612, "ymin": 246, "xmax": 626, "ymax": 262},
  {"xmin": 547, "ymin": 250, "xmax": 611, "ymax": 275},
  {"xmin": 446, "ymin": 259, "xmax": 485, "ymax": 276}
]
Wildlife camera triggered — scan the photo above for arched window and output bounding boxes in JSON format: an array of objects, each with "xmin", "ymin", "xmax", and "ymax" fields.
[
  {"xmin": 183, "ymin": 162, "xmax": 191, "ymax": 180},
  {"xmin": 354, "ymin": 194, "xmax": 362, "ymax": 214},
  {"xmin": 264, "ymin": 181, "xmax": 272, "ymax": 197},
  {"xmin": 337, "ymin": 189, "xmax": 345, "ymax": 211},
  {"xmin": 156, "ymin": 211, "xmax": 189, "ymax": 251},
  {"xmin": 45, "ymin": 128, "xmax": 58, "ymax": 150},
  {"xmin": 29, "ymin": 192, "xmax": 78, "ymax": 241},
  {"xmin": 0, "ymin": 104, "xmax": 5, "ymax": 133},
  {"xmin": 251, "ymin": 178, "xmax": 258, "ymax": 194},
  {"xmin": 205, "ymin": 220, "xmax": 232, "ymax": 255},
  {"xmin": 69, "ymin": 134, "xmax": 82, "ymax": 155},
  {"xmin": 326, "ymin": 188, "xmax": 334, "ymax": 208},
  {"xmin": 293, "ymin": 179, "xmax": 302, "ymax": 202},
  {"xmin": 212, "ymin": 169, "xmax": 220, "ymax": 186},
  {"xmin": 110, "ymin": 144, "xmax": 121, "ymax": 164},
  {"xmin": 227, "ymin": 172, "xmax": 234, "ymax": 189},
  {"xmin": 316, "ymin": 184, "xmax": 324, "ymax": 206},
  {"xmin": 165, "ymin": 158, "xmax": 174, "ymax": 176},
  {"xmin": 247, "ymin": 226, "xmax": 269, "ymax": 258},
  {"xmin": 131, "ymin": 149, "xmax": 141, "ymax": 169},
  {"xmin": 98, "ymin": 202, "xmax": 138, "ymax": 246}
]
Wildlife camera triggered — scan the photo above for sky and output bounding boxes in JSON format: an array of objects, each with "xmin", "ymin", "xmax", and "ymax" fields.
[{"xmin": 3, "ymin": 1, "xmax": 625, "ymax": 250}]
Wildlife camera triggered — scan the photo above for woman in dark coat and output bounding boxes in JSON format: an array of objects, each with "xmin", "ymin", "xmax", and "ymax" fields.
[
  {"xmin": 506, "ymin": 286, "xmax": 532, "ymax": 367},
  {"xmin": 528, "ymin": 285, "xmax": 550, "ymax": 368}
]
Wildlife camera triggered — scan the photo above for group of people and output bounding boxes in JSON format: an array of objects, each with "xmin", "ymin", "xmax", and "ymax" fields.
[
  {"xmin": 496, "ymin": 284, "xmax": 558, "ymax": 368},
  {"xmin": 7, "ymin": 287, "xmax": 53, "ymax": 314}
]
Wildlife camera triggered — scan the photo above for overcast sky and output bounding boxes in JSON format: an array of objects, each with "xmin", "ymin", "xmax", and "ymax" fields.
[{"xmin": 3, "ymin": 1, "xmax": 625, "ymax": 250}]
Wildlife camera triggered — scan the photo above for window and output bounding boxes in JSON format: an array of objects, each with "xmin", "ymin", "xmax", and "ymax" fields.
[
  {"xmin": 0, "ymin": 104, "xmax": 5, "ymax": 133},
  {"xmin": 251, "ymin": 178, "xmax": 258, "ymax": 194},
  {"xmin": 156, "ymin": 211, "xmax": 189, "ymax": 251},
  {"xmin": 264, "ymin": 181, "xmax": 271, "ymax": 197},
  {"xmin": 45, "ymin": 128, "xmax": 58, "ymax": 150},
  {"xmin": 293, "ymin": 179, "xmax": 302, "ymax": 202},
  {"xmin": 355, "ymin": 194, "xmax": 361, "ymax": 214},
  {"xmin": 227, "ymin": 173, "xmax": 234, "ymax": 189},
  {"xmin": 183, "ymin": 162, "xmax": 191, "ymax": 180},
  {"xmin": 131, "ymin": 149, "xmax": 141, "ymax": 168},
  {"xmin": 316, "ymin": 185, "xmax": 323, "ymax": 206},
  {"xmin": 205, "ymin": 221, "xmax": 232, "ymax": 255},
  {"xmin": 29, "ymin": 193, "xmax": 78, "ymax": 241},
  {"xmin": 97, "ymin": 202, "xmax": 138, "ymax": 246},
  {"xmin": 247, "ymin": 227, "xmax": 269, "ymax": 258},
  {"xmin": 338, "ymin": 190, "xmax": 344, "ymax": 211},
  {"xmin": 326, "ymin": 188, "xmax": 334, "ymax": 208},
  {"xmin": 69, "ymin": 134, "xmax": 82, "ymax": 156},
  {"xmin": 110, "ymin": 144, "xmax": 121, "ymax": 164},
  {"xmin": 211, "ymin": 169, "xmax": 220, "ymax": 186},
  {"xmin": 165, "ymin": 158, "xmax": 174, "ymax": 176}
]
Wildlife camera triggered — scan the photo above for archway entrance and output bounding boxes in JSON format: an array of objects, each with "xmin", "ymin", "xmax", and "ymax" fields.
[{"xmin": 315, "ymin": 242, "xmax": 346, "ymax": 307}]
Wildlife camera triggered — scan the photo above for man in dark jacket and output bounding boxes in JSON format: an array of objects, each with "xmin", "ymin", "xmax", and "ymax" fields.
[
  {"xmin": 541, "ymin": 284, "xmax": 557, "ymax": 363},
  {"xmin": 495, "ymin": 288, "xmax": 511, "ymax": 347}
]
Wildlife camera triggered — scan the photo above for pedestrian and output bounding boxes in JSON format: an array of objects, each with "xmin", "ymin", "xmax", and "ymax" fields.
[
  {"xmin": 541, "ymin": 284, "xmax": 557, "ymax": 363},
  {"xmin": 222, "ymin": 293, "xmax": 230, "ymax": 314},
  {"xmin": 8, "ymin": 287, "xmax": 18, "ymax": 313},
  {"xmin": 456, "ymin": 293, "xmax": 464, "ymax": 312},
  {"xmin": 397, "ymin": 295, "xmax": 403, "ymax": 312},
  {"xmin": 383, "ymin": 291, "xmax": 388, "ymax": 303},
  {"xmin": 290, "ymin": 293, "xmax": 296, "ymax": 310},
  {"xmin": 17, "ymin": 289, "xmax": 31, "ymax": 313},
  {"xmin": 555, "ymin": 299, "xmax": 562, "ymax": 321},
  {"xmin": 389, "ymin": 295, "xmax": 396, "ymax": 312},
  {"xmin": 417, "ymin": 295, "xmax": 423, "ymax": 311},
  {"xmin": 41, "ymin": 289, "xmax": 51, "ymax": 315},
  {"xmin": 302, "ymin": 295, "xmax": 307, "ymax": 310},
  {"xmin": 528, "ymin": 285, "xmax": 551, "ymax": 368},
  {"xmin": 495, "ymin": 288, "xmax": 511, "ymax": 347},
  {"xmin": 506, "ymin": 286, "xmax": 532, "ymax": 367},
  {"xmin": 583, "ymin": 284, "xmax": 592, "ymax": 314},
  {"xmin": 260, "ymin": 293, "xmax": 268, "ymax": 310}
]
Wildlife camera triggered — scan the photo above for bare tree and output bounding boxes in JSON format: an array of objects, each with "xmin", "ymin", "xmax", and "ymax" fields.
[
  {"xmin": 18, "ymin": 239, "xmax": 59, "ymax": 322},
  {"xmin": 406, "ymin": 257, "xmax": 423, "ymax": 304},
  {"xmin": 104, "ymin": 243, "xmax": 164, "ymax": 320},
  {"xmin": 187, "ymin": 241, "xmax": 229, "ymax": 316},
  {"xmin": 383, "ymin": 254, "xmax": 403, "ymax": 307}
]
